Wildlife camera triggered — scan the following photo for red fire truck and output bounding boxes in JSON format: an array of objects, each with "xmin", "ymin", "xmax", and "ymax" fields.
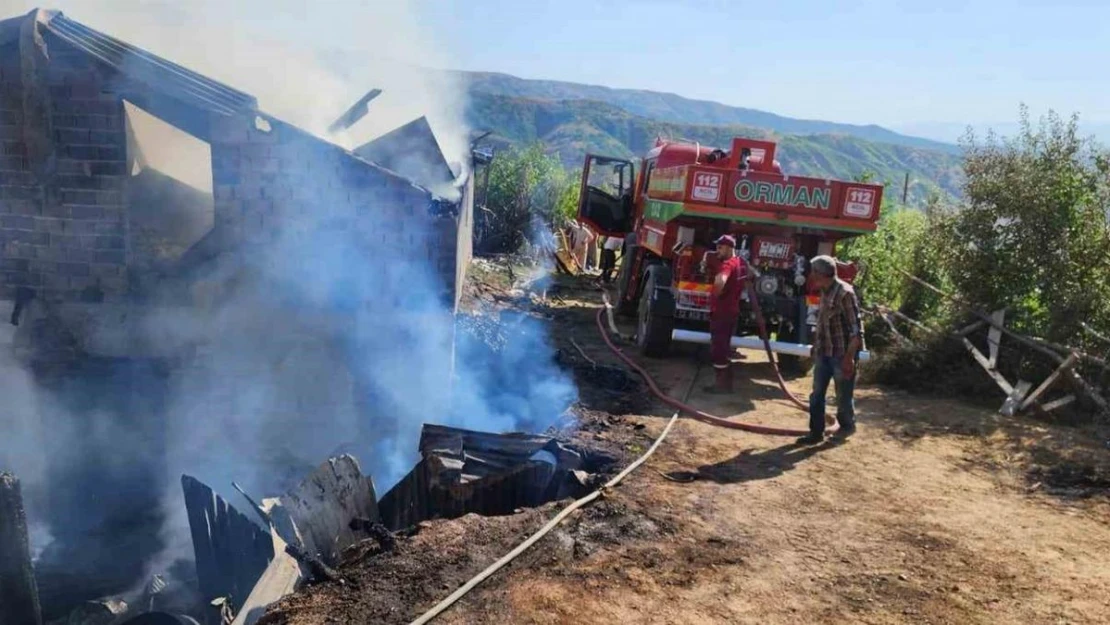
[{"xmin": 577, "ymin": 137, "xmax": 881, "ymax": 370}]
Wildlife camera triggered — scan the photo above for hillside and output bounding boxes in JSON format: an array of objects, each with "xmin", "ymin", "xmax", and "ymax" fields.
[
  {"xmin": 464, "ymin": 91, "xmax": 963, "ymax": 204},
  {"xmin": 458, "ymin": 71, "xmax": 960, "ymax": 154}
]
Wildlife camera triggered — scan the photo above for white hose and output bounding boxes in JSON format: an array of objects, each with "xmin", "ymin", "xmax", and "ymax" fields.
[{"xmin": 407, "ymin": 360, "xmax": 701, "ymax": 625}]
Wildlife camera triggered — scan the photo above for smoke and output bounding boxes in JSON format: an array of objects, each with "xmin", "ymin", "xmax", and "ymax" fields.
[
  {"xmin": 1, "ymin": 0, "xmax": 469, "ymax": 161},
  {"xmin": 0, "ymin": 0, "xmax": 577, "ymax": 613}
]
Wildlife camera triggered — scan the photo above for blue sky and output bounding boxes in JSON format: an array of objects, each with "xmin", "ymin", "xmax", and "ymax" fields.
[
  {"xmin": 9, "ymin": 0, "xmax": 1107, "ymax": 142},
  {"xmin": 417, "ymin": 0, "xmax": 1109, "ymax": 139}
]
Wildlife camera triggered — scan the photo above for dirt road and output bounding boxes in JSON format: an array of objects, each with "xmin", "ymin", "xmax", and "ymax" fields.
[{"xmin": 268, "ymin": 272, "xmax": 1110, "ymax": 625}]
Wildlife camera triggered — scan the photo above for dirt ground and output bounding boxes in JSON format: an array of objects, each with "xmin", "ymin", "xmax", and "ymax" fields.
[{"xmin": 265, "ymin": 267, "xmax": 1110, "ymax": 625}]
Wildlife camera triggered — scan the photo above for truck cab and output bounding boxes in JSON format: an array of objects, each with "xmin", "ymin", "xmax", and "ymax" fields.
[{"xmin": 577, "ymin": 137, "xmax": 881, "ymax": 368}]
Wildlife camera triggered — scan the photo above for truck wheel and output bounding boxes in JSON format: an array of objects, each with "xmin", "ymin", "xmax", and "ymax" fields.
[
  {"xmin": 637, "ymin": 267, "xmax": 675, "ymax": 357},
  {"xmin": 613, "ymin": 239, "xmax": 639, "ymax": 317},
  {"xmin": 775, "ymin": 319, "xmax": 812, "ymax": 378}
]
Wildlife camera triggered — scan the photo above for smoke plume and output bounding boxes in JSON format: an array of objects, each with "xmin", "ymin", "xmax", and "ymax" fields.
[{"xmin": 0, "ymin": 0, "xmax": 577, "ymax": 613}]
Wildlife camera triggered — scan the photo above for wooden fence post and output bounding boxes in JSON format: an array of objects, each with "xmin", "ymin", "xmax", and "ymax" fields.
[{"xmin": 0, "ymin": 473, "xmax": 42, "ymax": 625}]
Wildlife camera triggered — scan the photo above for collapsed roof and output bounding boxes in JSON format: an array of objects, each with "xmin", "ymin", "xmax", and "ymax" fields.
[
  {"xmin": 354, "ymin": 116, "xmax": 459, "ymax": 196},
  {"xmin": 0, "ymin": 7, "xmax": 455, "ymax": 199}
]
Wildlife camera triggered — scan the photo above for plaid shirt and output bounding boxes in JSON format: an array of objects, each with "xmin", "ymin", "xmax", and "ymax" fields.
[{"xmin": 813, "ymin": 278, "xmax": 863, "ymax": 358}]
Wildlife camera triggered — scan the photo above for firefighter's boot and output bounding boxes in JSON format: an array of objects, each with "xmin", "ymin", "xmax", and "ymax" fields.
[{"xmin": 703, "ymin": 366, "xmax": 733, "ymax": 394}]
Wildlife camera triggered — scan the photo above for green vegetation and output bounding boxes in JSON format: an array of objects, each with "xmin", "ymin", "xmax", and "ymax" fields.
[
  {"xmin": 465, "ymin": 71, "xmax": 1109, "ymax": 418},
  {"xmin": 842, "ymin": 108, "xmax": 1110, "ymax": 416},
  {"xmin": 465, "ymin": 92, "xmax": 962, "ymax": 205},
  {"xmin": 457, "ymin": 71, "xmax": 959, "ymax": 153},
  {"xmin": 475, "ymin": 144, "xmax": 579, "ymax": 255}
]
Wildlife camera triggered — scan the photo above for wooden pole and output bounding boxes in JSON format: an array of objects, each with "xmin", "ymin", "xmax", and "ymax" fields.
[
  {"xmin": 902, "ymin": 171, "xmax": 910, "ymax": 204},
  {"xmin": 0, "ymin": 473, "xmax": 42, "ymax": 625},
  {"xmin": 895, "ymin": 269, "xmax": 1109, "ymax": 413},
  {"xmin": 894, "ymin": 269, "xmax": 1108, "ymax": 368}
]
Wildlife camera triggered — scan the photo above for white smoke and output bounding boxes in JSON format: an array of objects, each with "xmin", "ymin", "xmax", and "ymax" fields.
[
  {"xmin": 0, "ymin": 0, "xmax": 576, "ymax": 614},
  {"xmin": 0, "ymin": 0, "xmax": 469, "ymax": 161}
]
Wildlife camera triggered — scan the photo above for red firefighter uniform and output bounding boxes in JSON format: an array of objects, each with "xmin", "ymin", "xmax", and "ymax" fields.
[{"xmin": 706, "ymin": 235, "xmax": 748, "ymax": 393}]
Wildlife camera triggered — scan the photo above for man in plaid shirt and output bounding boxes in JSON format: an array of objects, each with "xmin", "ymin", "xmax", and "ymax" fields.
[{"xmin": 797, "ymin": 255, "xmax": 863, "ymax": 445}]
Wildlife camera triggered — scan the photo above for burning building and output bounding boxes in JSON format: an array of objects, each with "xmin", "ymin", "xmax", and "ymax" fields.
[{"xmin": 0, "ymin": 7, "xmax": 482, "ymax": 620}]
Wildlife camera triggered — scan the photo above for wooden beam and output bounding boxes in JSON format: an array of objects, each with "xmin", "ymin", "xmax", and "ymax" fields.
[
  {"xmin": 1040, "ymin": 394, "xmax": 1077, "ymax": 413},
  {"xmin": 896, "ymin": 270, "xmax": 1070, "ymax": 364},
  {"xmin": 1067, "ymin": 369, "xmax": 1109, "ymax": 412},
  {"xmin": 987, "ymin": 309, "xmax": 1005, "ymax": 368},
  {"xmin": 1020, "ymin": 352, "xmax": 1080, "ymax": 411},
  {"xmin": 962, "ymin": 337, "xmax": 1014, "ymax": 395},
  {"xmin": 1081, "ymin": 322, "xmax": 1110, "ymax": 346},
  {"xmin": 0, "ymin": 473, "xmax": 42, "ymax": 625},
  {"xmin": 957, "ymin": 320, "xmax": 988, "ymax": 337},
  {"xmin": 1000, "ymin": 380, "xmax": 1033, "ymax": 417},
  {"xmin": 863, "ymin": 308, "xmax": 913, "ymax": 345},
  {"xmin": 230, "ymin": 530, "xmax": 302, "ymax": 625},
  {"xmin": 883, "ymin": 307, "xmax": 938, "ymax": 335}
]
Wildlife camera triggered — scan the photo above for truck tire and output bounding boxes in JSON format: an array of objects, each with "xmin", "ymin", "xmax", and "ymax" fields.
[
  {"xmin": 613, "ymin": 234, "xmax": 639, "ymax": 317},
  {"xmin": 637, "ymin": 265, "xmax": 675, "ymax": 357}
]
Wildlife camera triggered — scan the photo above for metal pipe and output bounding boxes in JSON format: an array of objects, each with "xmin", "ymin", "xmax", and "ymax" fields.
[{"xmin": 671, "ymin": 328, "xmax": 872, "ymax": 362}]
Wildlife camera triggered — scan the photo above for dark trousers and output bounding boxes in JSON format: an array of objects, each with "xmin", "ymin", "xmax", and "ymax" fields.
[
  {"xmin": 600, "ymin": 249, "xmax": 617, "ymax": 282},
  {"xmin": 809, "ymin": 355, "xmax": 857, "ymax": 434},
  {"xmin": 709, "ymin": 313, "xmax": 738, "ymax": 369}
]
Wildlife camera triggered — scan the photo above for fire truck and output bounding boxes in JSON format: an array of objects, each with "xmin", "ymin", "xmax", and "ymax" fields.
[{"xmin": 577, "ymin": 137, "xmax": 881, "ymax": 370}]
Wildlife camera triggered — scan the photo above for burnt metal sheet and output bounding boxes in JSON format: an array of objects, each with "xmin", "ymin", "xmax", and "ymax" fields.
[
  {"xmin": 181, "ymin": 476, "xmax": 274, "ymax": 613},
  {"xmin": 378, "ymin": 457, "xmax": 560, "ymax": 531},
  {"xmin": 275, "ymin": 454, "xmax": 379, "ymax": 564},
  {"xmin": 354, "ymin": 116, "xmax": 457, "ymax": 192},
  {"xmin": 35, "ymin": 10, "xmax": 257, "ymax": 116},
  {"xmin": 378, "ymin": 424, "xmax": 582, "ymax": 530},
  {"xmin": 420, "ymin": 423, "xmax": 581, "ymax": 480},
  {"xmin": 327, "ymin": 88, "xmax": 382, "ymax": 134}
]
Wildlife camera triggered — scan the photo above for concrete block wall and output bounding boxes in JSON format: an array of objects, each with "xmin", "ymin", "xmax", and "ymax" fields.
[
  {"xmin": 0, "ymin": 36, "xmax": 129, "ymax": 304},
  {"xmin": 3, "ymin": 33, "xmax": 463, "ymax": 309},
  {"xmin": 209, "ymin": 114, "xmax": 459, "ymax": 304}
]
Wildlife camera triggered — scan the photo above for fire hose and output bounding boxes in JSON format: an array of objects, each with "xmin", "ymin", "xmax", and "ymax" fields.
[
  {"xmin": 595, "ymin": 279, "xmax": 837, "ymax": 437},
  {"xmin": 408, "ymin": 362, "xmax": 702, "ymax": 625},
  {"xmin": 408, "ymin": 280, "xmax": 834, "ymax": 623}
]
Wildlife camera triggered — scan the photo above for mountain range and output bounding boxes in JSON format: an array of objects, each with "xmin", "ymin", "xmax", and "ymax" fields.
[{"xmin": 454, "ymin": 71, "xmax": 965, "ymax": 204}]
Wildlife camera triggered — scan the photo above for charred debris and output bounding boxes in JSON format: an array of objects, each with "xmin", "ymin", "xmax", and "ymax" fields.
[{"xmin": 0, "ymin": 7, "xmax": 645, "ymax": 625}]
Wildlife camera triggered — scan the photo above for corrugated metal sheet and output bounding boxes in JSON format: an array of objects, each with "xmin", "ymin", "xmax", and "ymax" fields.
[
  {"xmin": 354, "ymin": 116, "xmax": 457, "ymax": 192},
  {"xmin": 378, "ymin": 424, "xmax": 584, "ymax": 530},
  {"xmin": 181, "ymin": 476, "xmax": 273, "ymax": 613},
  {"xmin": 378, "ymin": 458, "xmax": 559, "ymax": 531},
  {"xmin": 38, "ymin": 11, "xmax": 257, "ymax": 115}
]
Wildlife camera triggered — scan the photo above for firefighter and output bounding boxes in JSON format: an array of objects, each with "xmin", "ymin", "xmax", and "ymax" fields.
[
  {"xmin": 704, "ymin": 234, "xmax": 748, "ymax": 394},
  {"xmin": 797, "ymin": 254, "xmax": 862, "ymax": 445},
  {"xmin": 600, "ymin": 235, "xmax": 623, "ymax": 284}
]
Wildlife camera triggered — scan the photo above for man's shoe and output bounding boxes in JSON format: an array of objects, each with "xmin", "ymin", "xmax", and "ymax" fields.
[
  {"xmin": 795, "ymin": 432, "xmax": 825, "ymax": 445},
  {"xmin": 833, "ymin": 424, "xmax": 857, "ymax": 439},
  {"xmin": 702, "ymin": 368, "xmax": 732, "ymax": 394}
]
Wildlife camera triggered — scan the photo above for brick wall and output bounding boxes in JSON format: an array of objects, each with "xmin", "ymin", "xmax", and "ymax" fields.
[
  {"xmin": 3, "ymin": 32, "xmax": 463, "ymax": 309},
  {"xmin": 0, "ymin": 41, "xmax": 33, "ymax": 303},
  {"xmin": 209, "ymin": 114, "xmax": 459, "ymax": 304},
  {"xmin": 0, "ymin": 35, "xmax": 129, "ymax": 304}
]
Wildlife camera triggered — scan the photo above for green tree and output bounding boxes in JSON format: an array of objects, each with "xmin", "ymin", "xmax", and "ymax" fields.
[
  {"xmin": 841, "ymin": 193, "xmax": 952, "ymax": 336},
  {"xmin": 942, "ymin": 107, "xmax": 1110, "ymax": 343},
  {"xmin": 477, "ymin": 144, "xmax": 580, "ymax": 254}
]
